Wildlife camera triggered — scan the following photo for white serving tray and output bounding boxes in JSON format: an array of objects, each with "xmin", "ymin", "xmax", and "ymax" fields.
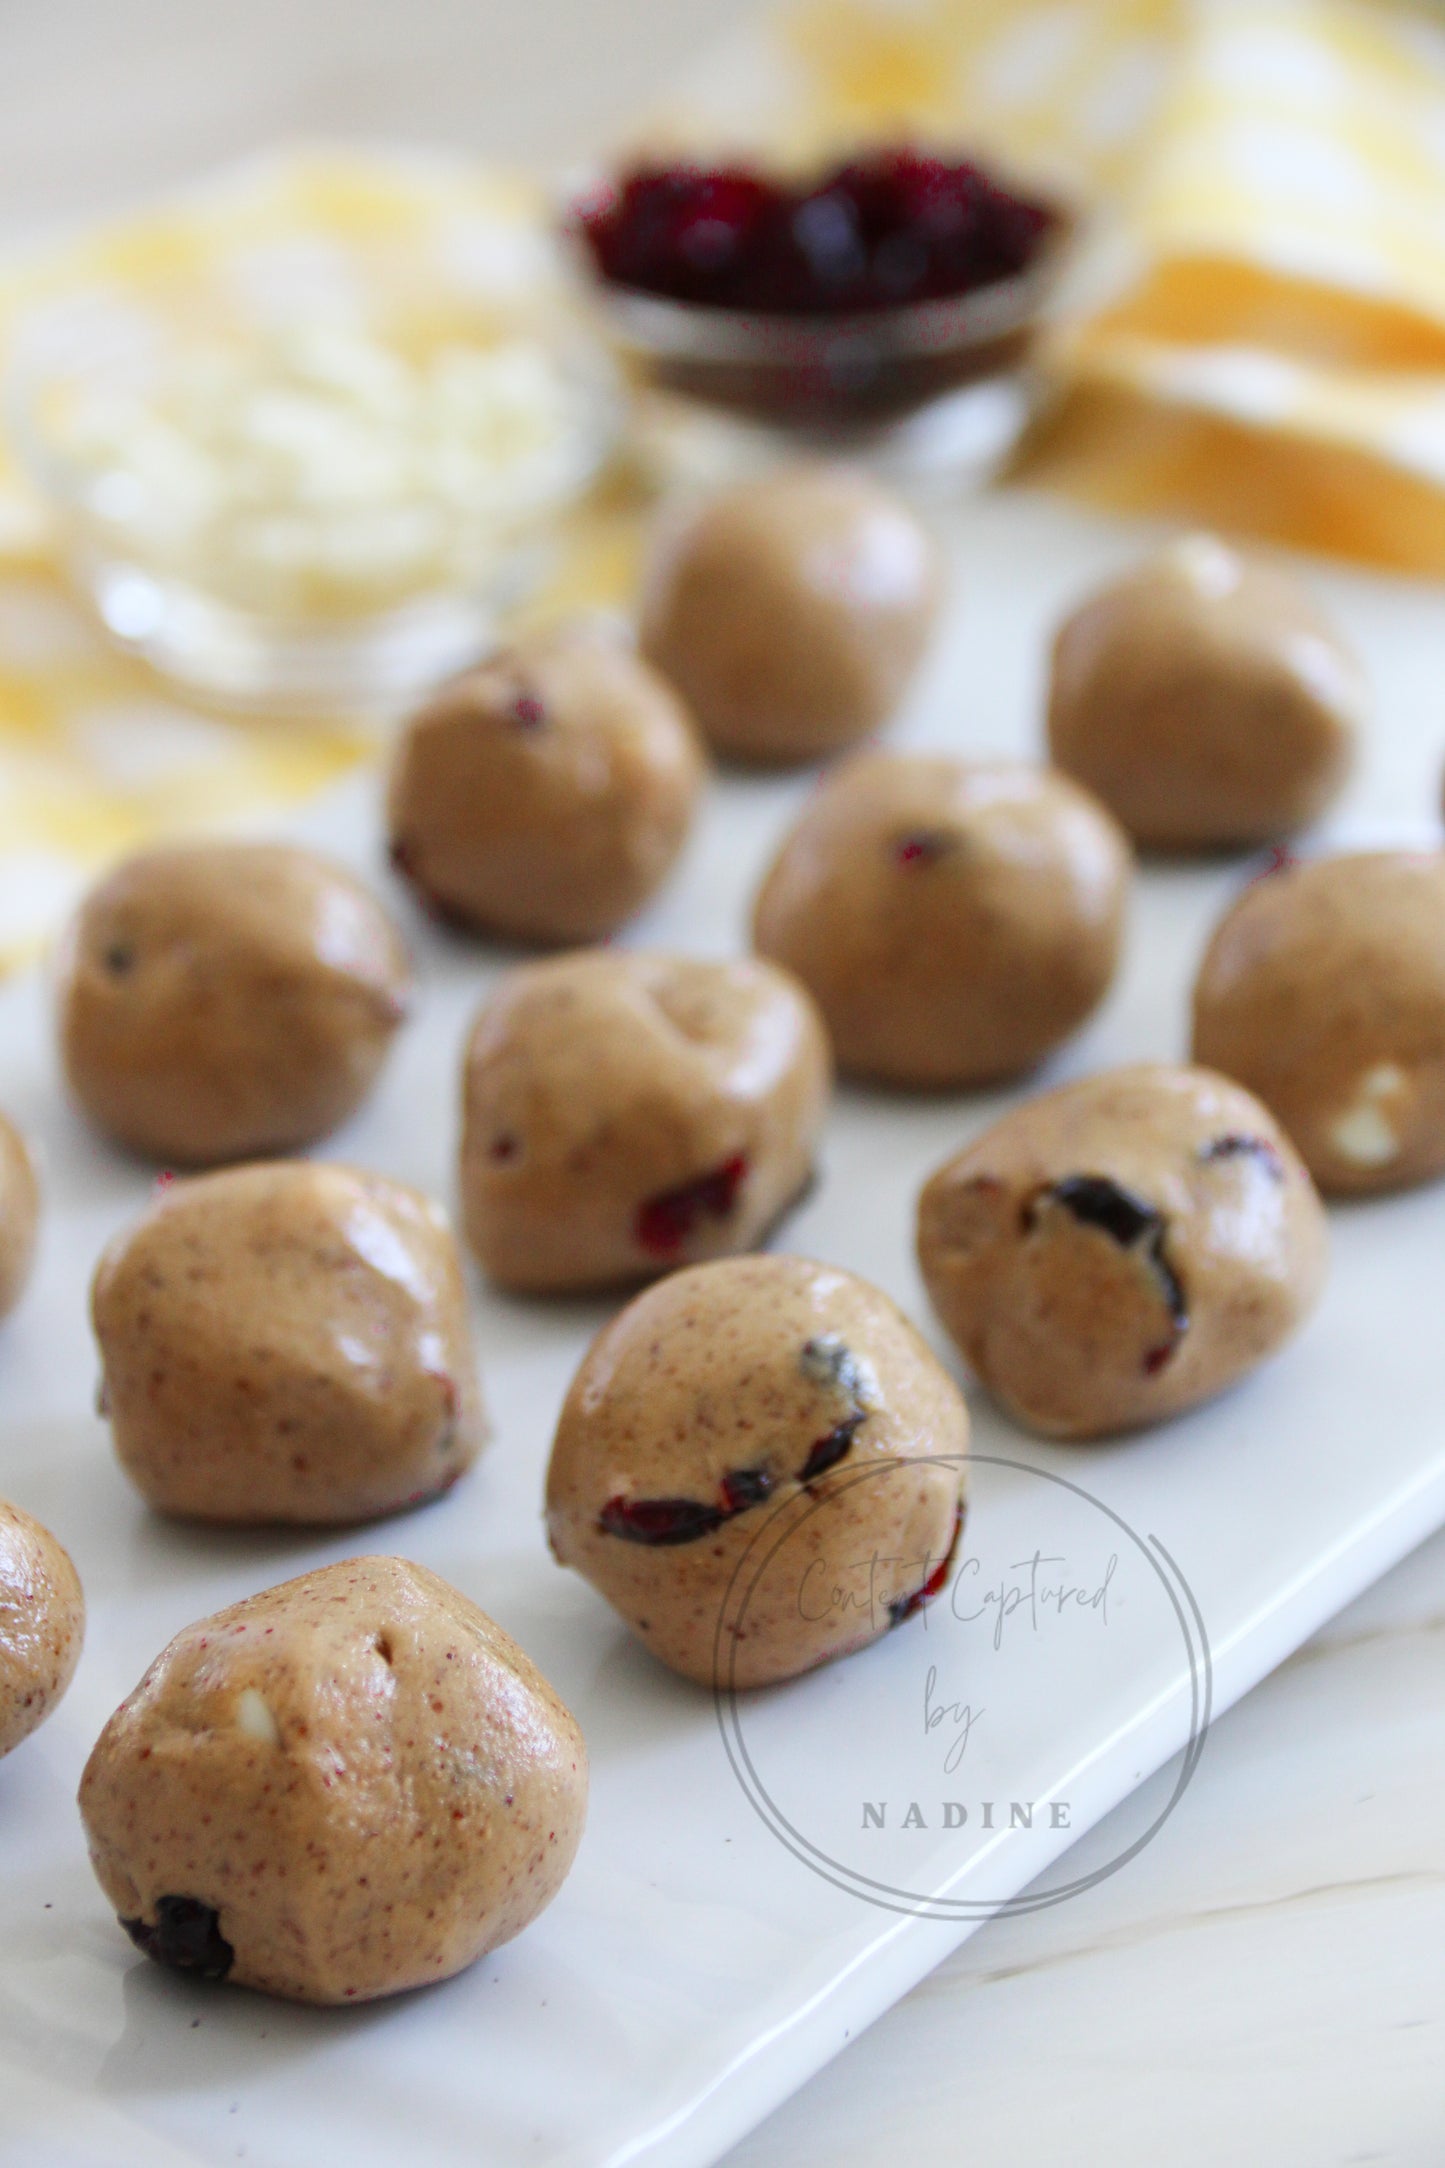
[{"xmin": 2, "ymin": 491, "xmax": 1443, "ymax": 2168}]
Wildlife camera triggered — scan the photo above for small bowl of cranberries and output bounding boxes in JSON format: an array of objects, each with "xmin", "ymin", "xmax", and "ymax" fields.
[{"xmin": 567, "ymin": 148, "xmax": 1072, "ymax": 472}]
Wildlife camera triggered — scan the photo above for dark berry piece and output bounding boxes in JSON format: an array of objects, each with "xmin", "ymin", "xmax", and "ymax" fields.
[
  {"xmin": 1045, "ymin": 1174, "xmax": 1159, "ymax": 1248},
  {"xmin": 121, "ymin": 1896, "xmax": 234, "ymax": 1980},
  {"xmin": 798, "ymin": 1333, "xmax": 869, "ymax": 1400},
  {"xmin": 799, "ymin": 1413, "xmax": 864, "ymax": 1483},
  {"xmin": 1200, "ymin": 1133, "xmax": 1284, "ymax": 1179},
  {"xmin": 893, "ymin": 828, "xmax": 957, "ymax": 868},
  {"xmin": 720, "ymin": 1464, "xmax": 774, "ymax": 1512},
  {"xmin": 103, "ymin": 943, "xmax": 135, "ymax": 975},
  {"xmin": 634, "ymin": 1154, "xmax": 749, "ymax": 1259},
  {"xmin": 511, "ymin": 692, "xmax": 546, "ymax": 729},
  {"xmin": 888, "ymin": 1502, "xmax": 965, "ymax": 1627},
  {"xmin": 488, "ymin": 1133, "xmax": 520, "ymax": 1164},
  {"xmin": 599, "ymin": 1494, "xmax": 725, "ymax": 1545}
]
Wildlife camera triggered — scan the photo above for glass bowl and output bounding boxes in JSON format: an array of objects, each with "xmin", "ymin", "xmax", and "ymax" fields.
[{"xmin": 7, "ymin": 300, "xmax": 623, "ymax": 717}]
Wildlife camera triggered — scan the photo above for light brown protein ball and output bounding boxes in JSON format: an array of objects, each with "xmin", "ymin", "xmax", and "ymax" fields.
[
  {"xmin": 461, "ymin": 950, "xmax": 831, "ymax": 1294},
  {"xmin": 1047, "ymin": 533, "xmax": 1363, "ymax": 850},
  {"xmin": 0, "ymin": 1499, "xmax": 84, "ymax": 1760},
  {"xmin": 0, "ymin": 1111, "xmax": 39, "ymax": 1321},
  {"xmin": 79, "ymin": 1557, "xmax": 587, "ymax": 2004},
  {"xmin": 92, "ymin": 1162, "xmax": 486, "ymax": 1525},
  {"xmin": 917, "ymin": 1062, "xmax": 1327, "ymax": 1440},
  {"xmin": 753, "ymin": 751, "xmax": 1131, "ymax": 1087},
  {"xmin": 57, "ymin": 842, "xmax": 411, "ymax": 1166},
  {"xmin": 1193, "ymin": 849, "xmax": 1445, "ymax": 1196},
  {"xmin": 387, "ymin": 624, "xmax": 707, "ymax": 944},
  {"xmin": 638, "ymin": 463, "xmax": 941, "ymax": 765},
  {"xmin": 546, "ymin": 1254, "xmax": 968, "ymax": 1689}
]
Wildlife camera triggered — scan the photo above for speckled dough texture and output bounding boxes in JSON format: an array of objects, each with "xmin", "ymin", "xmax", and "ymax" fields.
[
  {"xmin": 639, "ymin": 463, "xmax": 941, "ymax": 765},
  {"xmin": 79, "ymin": 1557, "xmax": 588, "ymax": 2005},
  {"xmin": 92, "ymin": 1163, "xmax": 487, "ymax": 1524},
  {"xmin": 546, "ymin": 1253, "xmax": 968, "ymax": 1688},
  {"xmin": 461, "ymin": 950, "xmax": 831, "ymax": 1293},
  {"xmin": 0, "ymin": 1499, "xmax": 84, "ymax": 1759},
  {"xmin": 0, "ymin": 1110, "xmax": 39, "ymax": 1320},
  {"xmin": 917, "ymin": 1062, "xmax": 1327, "ymax": 1440},
  {"xmin": 1193, "ymin": 850, "xmax": 1445, "ymax": 1196},
  {"xmin": 753, "ymin": 752, "xmax": 1131, "ymax": 1087},
  {"xmin": 58, "ymin": 843, "xmax": 411, "ymax": 1165},
  {"xmin": 387, "ymin": 624, "xmax": 706, "ymax": 944},
  {"xmin": 1047, "ymin": 534, "xmax": 1362, "ymax": 850}
]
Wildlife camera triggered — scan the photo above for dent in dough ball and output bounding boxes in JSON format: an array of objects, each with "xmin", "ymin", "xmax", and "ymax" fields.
[
  {"xmin": 0, "ymin": 1110, "xmax": 39, "ymax": 1320},
  {"xmin": 0, "ymin": 1499, "xmax": 84, "ymax": 1759},
  {"xmin": 917, "ymin": 1062, "xmax": 1327, "ymax": 1439},
  {"xmin": 387, "ymin": 623, "xmax": 706, "ymax": 944},
  {"xmin": 1047, "ymin": 534, "xmax": 1362, "ymax": 849},
  {"xmin": 460, "ymin": 950, "xmax": 830, "ymax": 1293},
  {"xmin": 546, "ymin": 1254, "xmax": 968, "ymax": 1688},
  {"xmin": 79, "ymin": 1557, "xmax": 587, "ymax": 2004},
  {"xmin": 1193, "ymin": 849, "xmax": 1445, "ymax": 1196},
  {"xmin": 58, "ymin": 843, "xmax": 411, "ymax": 1165},
  {"xmin": 639, "ymin": 463, "xmax": 941, "ymax": 765},
  {"xmin": 92, "ymin": 1162, "xmax": 487, "ymax": 1524},
  {"xmin": 753, "ymin": 751, "xmax": 1131, "ymax": 1086}
]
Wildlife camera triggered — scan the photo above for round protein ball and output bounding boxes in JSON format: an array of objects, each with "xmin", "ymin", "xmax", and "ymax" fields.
[
  {"xmin": 1047, "ymin": 533, "xmax": 1363, "ymax": 849},
  {"xmin": 917, "ymin": 1062, "xmax": 1327, "ymax": 1440},
  {"xmin": 461, "ymin": 950, "xmax": 830, "ymax": 1293},
  {"xmin": 0, "ymin": 1499, "xmax": 84, "ymax": 1760},
  {"xmin": 1193, "ymin": 849, "xmax": 1445, "ymax": 1196},
  {"xmin": 79, "ymin": 1557, "xmax": 587, "ymax": 2004},
  {"xmin": 546, "ymin": 1254, "xmax": 968, "ymax": 1689},
  {"xmin": 387, "ymin": 624, "xmax": 706, "ymax": 944},
  {"xmin": 639, "ymin": 463, "xmax": 941, "ymax": 765},
  {"xmin": 57, "ymin": 842, "xmax": 411, "ymax": 1166},
  {"xmin": 0, "ymin": 1111, "xmax": 39, "ymax": 1321},
  {"xmin": 753, "ymin": 751, "xmax": 1131, "ymax": 1087},
  {"xmin": 92, "ymin": 1162, "xmax": 486, "ymax": 1525}
]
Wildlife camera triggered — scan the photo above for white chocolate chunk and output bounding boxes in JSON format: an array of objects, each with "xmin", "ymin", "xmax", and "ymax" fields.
[{"xmin": 235, "ymin": 1686, "xmax": 281, "ymax": 1746}]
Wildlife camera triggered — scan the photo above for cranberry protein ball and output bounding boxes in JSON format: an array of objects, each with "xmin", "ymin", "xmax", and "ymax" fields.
[
  {"xmin": 92, "ymin": 1163, "xmax": 487, "ymax": 1524},
  {"xmin": 917, "ymin": 1063, "xmax": 1327, "ymax": 1439},
  {"xmin": 0, "ymin": 1110, "xmax": 39, "ymax": 1321},
  {"xmin": 0, "ymin": 1499, "xmax": 84, "ymax": 1760},
  {"xmin": 1047, "ymin": 534, "xmax": 1363, "ymax": 850},
  {"xmin": 1193, "ymin": 850, "xmax": 1445, "ymax": 1196},
  {"xmin": 79, "ymin": 1558, "xmax": 587, "ymax": 2004},
  {"xmin": 387, "ymin": 624, "xmax": 706, "ymax": 945},
  {"xmin": 461, "ymin": 950, "xmax": 830, "ymax": 1293},
  {"xmin": 546, "ymin": 1254, "xmax": 968, "ymax": 1688},
  {"xmin": 753, "ymin": 751, "xmax": 1131, "ymax": 1087},
  {"xmin": 57, "ymin": 842, "xmax": 411, "ymax": 1166},
  {"xmin": 639, "ymin": 464, "xmax": 941, "ymax": 765}
]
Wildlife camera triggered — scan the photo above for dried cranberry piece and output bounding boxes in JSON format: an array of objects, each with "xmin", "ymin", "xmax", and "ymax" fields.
[
  {"xmin": 888, "ymin": 1503, "xmax": 965, "ymax": 1626},
  {"xmin": 511, "ymin": 692, "xmax": 546, "ymax": 729},
  {"xmin": 634, "ymin": 1154, "xmax": 749, "ymax": 1259},
  {"xmin": 1200, "ymin": 1134, "xmax": 1284, "ymax": 1179},
  {"xmin": 599, "ymin": 1495, "xmax": 726, "ymax": 1545},
  {"xmin": 800, "ymin": 1414, "xmax": 865, "ymax": 1483},
  {"xmin": 720, "ymin": 1465, "xmax": 774, "ymax": 1512},
  {"xmin": 122, "ymin": 1896, "xmax": 234, "ymax": 1980},
  {"xmin": 893, "ymin": 828, "xmax": 956, "ymax": 868},
  {"xmin": 1033, "ymin": 1174, "xmax": 1188, "ymax": 1368}
]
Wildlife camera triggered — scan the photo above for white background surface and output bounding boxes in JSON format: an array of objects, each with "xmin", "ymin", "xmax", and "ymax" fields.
[{"xmin": 0, "ymin": 3, "xmax": 1441, "ymax": 2163}]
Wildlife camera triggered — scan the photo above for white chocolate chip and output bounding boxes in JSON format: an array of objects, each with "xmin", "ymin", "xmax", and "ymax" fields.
[
  {"xmin": 1331, "ymin": 1061, "xmax": 1409, "ymax": 1165},
  {"xmin": 235, "ymin": 1687, "xmax": 281, "ymax": 1746}
]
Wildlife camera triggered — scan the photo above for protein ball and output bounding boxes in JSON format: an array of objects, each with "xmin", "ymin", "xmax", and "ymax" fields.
[
  {"xmin": 92, "ymin": 1163, "xmax": 487, "ymax": 1524},
  {"xmin": 387, "ymin": 624, "xmax": 706, "ymax": 944},
  {"xmin": 79, "ymin": 1557, "xmax": 587, "ymax": 2004},
  {"xmin": 460, "ymin": 950, "xmax": 830, "ymax": 1293},
  {"xmin": 917, "ymin": 1062, "xmax": 1327, "ymax": 1439},
  {"xmin": 1047, "ymin": 533, "xmax": 1362, "ymax": 849},
  {"xmin": 547, "ymin": 1253, "xmax": 967, "ymax": 1687},
  {"xmin": 57, "ymin": 842, "xmax": 411, "ymax": 1165},
  {"xmin": 753, "ymin": 751, "xmax": 1131, "ymax": 1086},
  {"xmin": 0, "ymin": 1499, "xmax": 84, "ymax": 1759},
  {"xmin": 1193, "ymin": 849, "xmax": 1445, "ymax": 1196},
  {"xmin": 639, "ymin": 463, "xmax": 941, "ymax": 765},
  {"xmin": 0, "ymin": 1111, "xmax": 39, "ymax": 1321}
]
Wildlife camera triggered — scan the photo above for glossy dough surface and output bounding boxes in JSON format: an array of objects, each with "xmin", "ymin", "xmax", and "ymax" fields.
[
  {"xmin": 1192, "ymin": 850, "xmax": 1445, "ymax": 1196},
  {"xmin": 639, "ymin": 464, "xmax": 940, "ymax": 764},
  {"xmin": 1048, "ymin": 535, "xmax": 1362, "ymax": 849},
  {"xmin": 58, "ymin": 843, "xmax": 411, "ymax": 1165},
  {"xmin": 917, "ymin": 1062, "xmax": 1327, "ymax": 1439},
  {"xmin": 460, "ymin": 951, "xmax": 831, "ymax": 1292},
  {"xmin": 753, "ymin": 752, "xmax": 1131, "ymax": 1086},
  {"xmin": 0, "ymin": 1111, "xmax": 39, "ymax": 1320},
  {"xmin": 388, "ymin": 625, "xmax": 706, "ymax": 944},
  {"xmin": 92, "ymin": 1163, "xmax": 487, "ymax": 1523},
  {"xmin": 546, "ymin": 1254, "xmax": 968, "ymax": 1688},
  {"xmin": 0, "ymin": 1499, "xmax": 84, "ymax": 1759},
  {"xmin": 79, "ymin": 1557, "xmax": 588, "ymax": 2005}
]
